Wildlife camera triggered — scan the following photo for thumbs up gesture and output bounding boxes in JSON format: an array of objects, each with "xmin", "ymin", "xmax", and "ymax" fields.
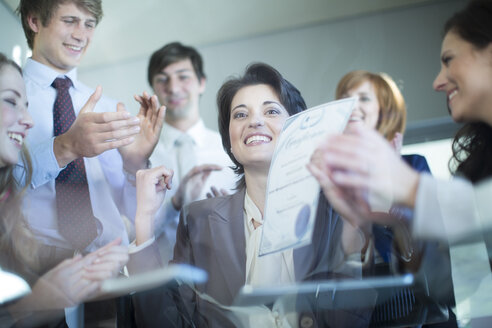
[{"xmin": 53, "ymin": 86, "xmax": 142, "ymax": 167}]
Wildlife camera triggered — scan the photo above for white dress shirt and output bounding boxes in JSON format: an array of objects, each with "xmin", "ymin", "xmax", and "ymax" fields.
[
  {"xmin": 151, "ymin": 120, "xmax": 237, "ymax": 259},
  {"xmin": 242, "ymin": 192, "xmax": 297, "ymax": 327},
  {"xmin": 244, "ymin": 192, "xmax": 295, "ymax": 286},
  {"xmin": 20, "ymin": 58, "xmax": 136, "ymax": 251},
  {"xmin": 414, "ymin": 174, "xmax": 492, "ymax": 321},
  {"xmin": 413, "ymin": 174, "xmax": 483, "ymax": 240}
]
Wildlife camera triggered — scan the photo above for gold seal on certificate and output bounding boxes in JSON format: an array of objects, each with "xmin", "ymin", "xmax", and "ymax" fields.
[{"xmin": 259, "ymin": 97, "xmax": 356, "ymax": 256}]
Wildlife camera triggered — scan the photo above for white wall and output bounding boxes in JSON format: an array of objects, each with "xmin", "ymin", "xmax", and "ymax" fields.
[
  {"xmin": 1, "ymin": 0, "xmax": 464, "ymax": 179},
  {"xmin": 0, "ymin": 2, "xmax": 30, "ymax": 66},
  {"xmin": 402, "ymin": 139, "xmax": 453, "ymax": 179},
  {"xmin": 77, "ymin": 0, "xmax": 465, "ymax": 133},
  {"xmin": 2, "ymin": 0, "xmax": 465, "ymax": 132}
]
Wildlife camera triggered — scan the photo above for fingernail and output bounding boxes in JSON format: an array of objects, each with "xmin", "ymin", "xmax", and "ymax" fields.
[
  {"xmin": 133, "ymin": 126, "xmax": 141, "ymax": 132},
  {"xmin": 132, "ymin": 117, "xmax": 140, "ymax": 123}
]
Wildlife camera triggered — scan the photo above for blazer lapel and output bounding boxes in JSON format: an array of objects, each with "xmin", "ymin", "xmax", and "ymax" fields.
[
  {"xmin": 294, "ymin": 194, "xmax": 339, "ymax": 280},
  {"xmin": 293, "ymin": 236, "xmax": 316, "ymax": 280},
  {"xmin": 207, "ymin": 188, "xmax": 247, "ymax": 303}
]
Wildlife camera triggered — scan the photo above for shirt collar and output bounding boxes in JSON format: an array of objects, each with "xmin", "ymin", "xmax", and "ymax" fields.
[
  {"xmin": 244, "ymin": 191, "xmax": 263, "ymax": 234},
  {"xmin": 24, "ymin": 58, "xmax": 79, "ymax": 89},
  {"xmin": 161, "ymin": 119, "xmax": 208, "ymax": 148},
  {"xmin": 187, "ymin": 120, "xmax": 207, "ymax": 147}
]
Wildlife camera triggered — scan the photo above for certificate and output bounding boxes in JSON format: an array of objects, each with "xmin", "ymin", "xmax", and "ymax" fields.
[{"xmin": 259, "ymin": 97, "xmax": 356, "ymax": 256}]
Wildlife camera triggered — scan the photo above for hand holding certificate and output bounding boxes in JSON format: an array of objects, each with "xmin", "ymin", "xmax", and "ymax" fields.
[{"xmin": 259, "ymin": 97, "xmax": 356, "ymax": 256}]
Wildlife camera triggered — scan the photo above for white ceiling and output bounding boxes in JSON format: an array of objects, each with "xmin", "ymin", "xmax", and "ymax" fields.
[{"xmin": 3, "ymin": 0, "xmax": 440, "ymax": 68}]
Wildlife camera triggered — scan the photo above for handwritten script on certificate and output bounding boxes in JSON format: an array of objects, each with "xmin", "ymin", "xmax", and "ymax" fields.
[{"xmin": 259, "ymin": 98, "xmax": 356, "ymax": 256}]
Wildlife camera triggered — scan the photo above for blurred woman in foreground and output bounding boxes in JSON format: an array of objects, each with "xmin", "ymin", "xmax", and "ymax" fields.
[
  {"xmin": 308, "ymin": 0, "xmax": 492, "ymax": 322},
  {"xmin": 0, "ymin": 53, "xmax": 128, "ymax": 327},
  {"xmin": 309, "ymin": 0, "xmax": 492, "ymax": 253}
]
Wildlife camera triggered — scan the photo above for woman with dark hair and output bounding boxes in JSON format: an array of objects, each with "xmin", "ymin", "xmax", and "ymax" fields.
[
  {"xmin": 442, "ymin": 4, "xmax": 492, "ymax": 184},
  {"xmin": 130, "ymin": 63, "xmax": 370, "ymax": 327},
  {"xmin": 308, "ymin": 0, "xmax": 492, "ymax": 321},
  {"xmin": 309, "ymin": 0, "xmax": 492, "ymax": 249},
  {"xmin": 216, "ymin": 63, "xmax": 307, "ymax": 189},
  {"xmin": 0, "ymin": 53, "xmax": 128, "ymax": 326}
]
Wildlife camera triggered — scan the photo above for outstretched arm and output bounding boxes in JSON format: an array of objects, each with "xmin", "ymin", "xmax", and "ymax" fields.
[
  {"xmin": 171, "ymin": 164, "xmax": 223, "ymax": 211},
  {"xmin": 308, "ymin": 126, "xmax": 420, "ymax": 226}
]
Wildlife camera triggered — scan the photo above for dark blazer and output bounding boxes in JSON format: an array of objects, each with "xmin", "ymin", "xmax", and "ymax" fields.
[
  {"xmin": 171, "ymin": 188, "xmax": 351, "ymax": 305},
  {"xmin": 129, "ymin": 188, "xmax": 372, "ymax": 327}
]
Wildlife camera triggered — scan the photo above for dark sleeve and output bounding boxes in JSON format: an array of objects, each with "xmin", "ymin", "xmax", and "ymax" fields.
[
  {"xmin": 0, "ymin": 306, "xmax": 17, "ymax": 328},
  {"xmin": 402, "ymin": 154, "xmax": 431, "ymax": 174},
  {"xmin": 298, "ymin": 196, "xmax": 374, "ymax": 328},
  {"xmin": 170, "ymin": 208, "xmax": 193, "ymax": 266},
  {"xmin": 386, "ymin": 155, "xmax": 432, "ymax": 269},
  {"xmin": 390, "ymin": 156, "xmax": 456, "ymax": 313},
  {"xmin": 129, "ymin": 210, "xmax": 197, "ymax": 327},
  {"xmin": 127, "ymin": 242, "xmax": 163, "ymax": 274}
]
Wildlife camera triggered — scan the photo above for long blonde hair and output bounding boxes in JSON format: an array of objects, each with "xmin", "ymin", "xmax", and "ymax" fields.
[{"xmin": 0, "ymin": 54, "xmax": 39, "ymax": 274}]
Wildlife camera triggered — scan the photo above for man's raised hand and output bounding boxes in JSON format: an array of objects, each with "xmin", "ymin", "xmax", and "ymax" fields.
[{"xmin": 53, "ymin": 86, "xmax": 141, "ymax": 167}]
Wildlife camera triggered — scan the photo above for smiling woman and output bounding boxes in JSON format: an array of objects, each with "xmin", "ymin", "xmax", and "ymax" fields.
[
  {"xmin": 306, "ymin": 4, "xmax": 492, "ymax": 320},
  {"xmin": 0, "ymin": 52, "xmax": 128, "ymax": 327},
  {"xmin": 129, "ymin": 63, "xmax": 375, "ymax": 327},
  {"xmin": 0, "ymin": 53, "xmax": 36, "ymax": 275},
  {"xmin": 217, "ymin": 63, "xmax": 306, "ymax": 189},
  {"xmin": 434, "ymin": 3, "xmax": 492, "ymax": 183},
  {"xmin": 228, "ymin": 84, "xmax": 289, "ymax": 178},
  {"xmin": 0, "ymin": 57, "xmax": 32, "ymax": 167},
  {"xmin": 336, "ymin": 70, "xmax": 406, "ymax": 143}
]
